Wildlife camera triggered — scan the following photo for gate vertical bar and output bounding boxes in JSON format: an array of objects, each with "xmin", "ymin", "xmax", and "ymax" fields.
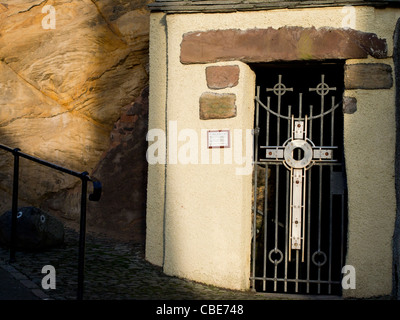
[
  {"xmin": 341, "ymin": 190, "xmax": 345, "ymax": 269},
  {"xmin": 273, "ymin": 166, "xmax": 280, "ymax": 291},
  {"xmin": 296, "ymin": 93, "xmax": 307, "ymax": 289},
  {"xmin": 10, "ymin": 148, "xmax": 20, "ymax": 263},
  {"xmin": 297, "ymin": 96, "xmax": 303, "ymax": 293},
  {"xmin": 77, "ymin": 174, "xmax": 88, "ymax": 300},
  {"xmin": 251, "ymin": 86, "xmax": 260, "ymax": 291},
  {"xmin": 295, "ymin": 250, "xmax": 299, "ymax": 292},
  {"xmin": 263, "ymin": 96, "xmax": 271, "ymax": 291},
  {"xmin": 306, "ymin": 106, "xmax": 313, "ymax": 293},
  {"xmin": 284, "ymin": 105, "xmax": 292, "ymax": 292},
  {"xmin": 274, "ymin": 83, "xmax": 282, "ymax": 292},
  {"xmin": 340, "ymin": 114, "xmax": 346, "ymax": 284},
  {"xmin": 328, "ymin": 96, "xmax": 335, "ymax": 294},
  {"xmin": 300, "ymin": 96, "xmax": 306, "ymax": 264},
  {"xmin": 317, "ymin": 86, "xmax": 325, "ymax": 294}
]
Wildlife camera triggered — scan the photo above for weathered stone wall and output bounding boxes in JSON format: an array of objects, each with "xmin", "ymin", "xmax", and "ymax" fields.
[{"xmin": 0, "ymin": 0, "xmax": 151, "ymax": 242}]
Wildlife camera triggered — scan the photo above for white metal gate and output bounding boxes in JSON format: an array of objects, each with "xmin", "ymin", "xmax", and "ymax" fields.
[{"xmin": 250, "ymin": 64, "xmax": 347, "ymax": 295}]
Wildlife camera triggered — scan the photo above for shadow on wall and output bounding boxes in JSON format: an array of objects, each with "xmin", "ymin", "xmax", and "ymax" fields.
[
  {"xmin": 0, "ymin": 0, "xmax": 151, "ymax": 243},
  {"xmin": 87, "ymin": 85, "xmax": 149, "ymax": 243}
]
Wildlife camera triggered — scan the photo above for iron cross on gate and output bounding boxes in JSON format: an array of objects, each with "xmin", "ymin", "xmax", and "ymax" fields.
[{"xmin": 260, "ymin": 75, "xmax": 338, "ymax": 262}]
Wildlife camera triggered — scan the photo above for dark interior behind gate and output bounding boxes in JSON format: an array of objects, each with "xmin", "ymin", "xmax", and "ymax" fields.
[{"xmin": 250, "ymin": 62, "xmax": 348, "ymax": 295}]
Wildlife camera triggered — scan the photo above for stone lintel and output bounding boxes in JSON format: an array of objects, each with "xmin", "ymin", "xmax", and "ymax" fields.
[{"xmin": 181, "ymin": 27, "xmax": 388, "ymax": 64}]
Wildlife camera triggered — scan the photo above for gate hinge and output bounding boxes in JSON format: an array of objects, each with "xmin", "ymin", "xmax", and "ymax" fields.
[{"xmin": 252, "ymin": 127, "xmax": 260, "ymax": 136}]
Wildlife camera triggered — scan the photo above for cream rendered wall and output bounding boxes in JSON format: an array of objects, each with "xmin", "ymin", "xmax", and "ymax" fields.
[
  {"xmin": 146, "ymin": 12, "xmax": 167, "ymax": 267},
  {"xmin": 147, "ymin": 7, "xmax": 400, "ymax": 297},
  {"xmin": 344, "ymin": 58, "xmax": 396, "ymax": 298},
  {"xmin": 161, "ymin": 43, "xmax": 255, "ymax": 289}
]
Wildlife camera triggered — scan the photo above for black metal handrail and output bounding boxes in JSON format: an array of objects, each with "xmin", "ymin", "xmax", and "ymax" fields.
[{"xmin": 0, "ymin": 143, "xmax": 102, "ymax": 300}]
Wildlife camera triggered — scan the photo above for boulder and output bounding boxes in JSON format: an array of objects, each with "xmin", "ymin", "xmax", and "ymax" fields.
[{"xmin": 0, "ymin": 207, "xmax": 64, "ymax": 251}]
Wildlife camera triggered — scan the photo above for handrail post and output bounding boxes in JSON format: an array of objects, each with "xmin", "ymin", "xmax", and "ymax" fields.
[
  {"xmin": 0, "ymin": 143, "xmax": 102, "ymax": 299},
  {"xmin": 10, "ymin": 148, "xmax": 20, "ymax": 263},
  {"xmin": 77, "ymin": 172, "xmax": 88, "ymax": 300}
]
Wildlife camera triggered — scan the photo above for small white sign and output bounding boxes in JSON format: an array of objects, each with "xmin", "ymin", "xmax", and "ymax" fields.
[{"xmin": 207, "ymin": 130, "xmax": 230, "ymax": 148}]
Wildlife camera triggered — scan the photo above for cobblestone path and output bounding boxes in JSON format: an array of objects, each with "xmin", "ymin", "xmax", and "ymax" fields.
[{"xmin": 0, "ymin": 228, "xmax": 279, "ymax": 300}]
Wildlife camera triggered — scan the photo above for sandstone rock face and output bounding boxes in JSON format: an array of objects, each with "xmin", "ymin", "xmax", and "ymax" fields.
[
  {"xmin": 0, "ymin": 0, "xmax": 150, "ymax": 242},
  {"xmin": 0, "ymin": 206, "xmax": 64, "ymax": 251}
]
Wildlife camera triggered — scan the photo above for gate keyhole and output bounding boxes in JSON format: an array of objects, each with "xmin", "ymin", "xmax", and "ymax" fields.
[{"xmin": 293, "ymin": 148, "xmax": 305, "ymax": 161}]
